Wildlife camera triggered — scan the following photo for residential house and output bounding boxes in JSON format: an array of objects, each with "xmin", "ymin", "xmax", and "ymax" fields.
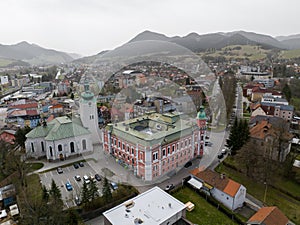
[
  {"xmin": 253, "ymin": 78, "xmax": 275, "ymax": 88},
  {"xmin": 274, "ymin": 105, "xmax": 294, "ymax": 122},
  {"xmin": 173, "ymin": 95, "xmax": 196, "ymax": 114},
  {"xmin": 261, "ymin": 94, "xmax": 288, "ymax": 105},
  {"xmin": 189, "ymin": 169, "xmax": 246, "ymax": 211},
  {"xmin": 249, "ymin": 119, "xmax": 293, "ymax": 162},
  {"xmin": 0, "ymin": 184, "xmax": 16, "ymax": 208},
  {"xmin": 0, "ymin": 130, "xmax": 16, "ymax": 145},
  {"xmin": 133, "ymin": 97, "xmax": 176, "ymax": 118},
  {"xmin": 247, "ymin": 206, "xmax": 289, "ymax": 225},
  {"xmin": 243, "ymin": 83, "xmax": 264, "ymax": 97},
  {"xmin": 103, "ymin": 186, "xmax": 190, "ymax": 225},
  {"xmin": 251, "ymin": 88, "xmax": 282, "ymax": 102},
  {"xmin": 48, "ymin": 104, "xmax": 64, "ymax": 115}
]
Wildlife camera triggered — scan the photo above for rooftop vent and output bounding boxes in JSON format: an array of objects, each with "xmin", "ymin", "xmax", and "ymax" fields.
[
  {"xmin": 168, "ymin": 203, "xmax": 172, "ymax": 208},
  {"xmin": 134, "ymin": 218, "xmax": 144, "ymax": 224},
  {"xmin": 125, "ymin": 200, "xmax": 135, "ymax": 209}
]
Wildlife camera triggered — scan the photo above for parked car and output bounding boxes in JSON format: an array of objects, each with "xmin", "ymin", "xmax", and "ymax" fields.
[
  {"xmin": 205, "ymin": 141, "xmax": 213, "ymax": 147},
  {"xmin": 57, "ymin": 167, "xmax": 63, "ymax": 174},
  {"xmin": 95, "ymin": 174, "xmax": 101, "ymax": 181},
  {"xmin": 184, "ymin": 161, "xmax": 192, "ymax": 168},
  {"xmin": 75, "ymin": 196, "xmax": 81, "ymax": 206},
  {"xmin": 110, "ymin": 182, "xmax": 118, "ymax": 190},
  {"xmin": 79, "ymin": 162, "xmax": 84, "ymax": 167},
  {"xmin": 83, "ymin": 175, "xmax": 90, "ymax": 184},
  {"xmin": 73, "ymin": 163, "xmax": 79, "ymax": 169},
  {"xmin": 74, "ymin": 175, "xmax": 81, "ymax": 181},
  {"xmin": 65, "ymin": 182, "xmax": 73, "ymax": 191},
  {"xmin": 164, "ymin": 184, "xmax": 174, "ymax": 192},
  {"xmin": 221, "ymin": 148, "xmax": 227, "ymax": 154},
  {"xmin": 217, "ymin": 154, "xmax": 224, "ymax": 159}
]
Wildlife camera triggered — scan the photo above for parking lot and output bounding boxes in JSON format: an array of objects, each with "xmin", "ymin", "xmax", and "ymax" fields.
[{"xmin": 39, "ymin": 161, "xmax": 103, "ymax": 208}]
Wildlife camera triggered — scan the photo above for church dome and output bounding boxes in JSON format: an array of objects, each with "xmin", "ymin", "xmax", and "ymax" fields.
[
  {"xmin": 81, "ymin": 81, "xmax": 94, "ymax": 100},
  {"xmin": 197, "ymin": 106, "xmax": 207, "ymax": 120}
]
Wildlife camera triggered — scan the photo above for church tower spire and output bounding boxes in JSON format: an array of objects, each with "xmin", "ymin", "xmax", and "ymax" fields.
[
  {"xmin": 196, "ymin": 105, "xmax": 207, "ymax": 157},
  {"xmin": 79, "ymin": 80, "xmax": 101, "ymax": 144}
]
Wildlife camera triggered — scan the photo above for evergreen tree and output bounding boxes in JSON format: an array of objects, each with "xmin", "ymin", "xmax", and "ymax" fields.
[
  {"xmin": 226, "ymin": 118, "xmax": 250, "ymax": 155},
  {"xmin": 226, "ymin": 117, "xmax": 239, "ymax": 155},
  {"xmin": 42, "ymin": 185, "xmax": 49, "ymax": 202},
  {"xmin": 81, "ymin": 181, "xmax": 90, "ymax": 205},
  {"xmin": 89, "ymin": 180, "xmax": 99, "ymax": 201},
  {"xmin": 282, "ymin": 83, "xmax": 292, "ymax": 102},
  {"xmin": 14, "ymin": 126, "xmax": 32, "ymax": 149},
  {"xmin": 241, "ymin": 119, "xmax": 250, "ymax": 145},
  {"xmin": 49, "ymin": 179, "xmax": 62, "ymax": 205},
  {"xmin": 102, "ymin": 177, "xmax": 112, "ymax": 203}
]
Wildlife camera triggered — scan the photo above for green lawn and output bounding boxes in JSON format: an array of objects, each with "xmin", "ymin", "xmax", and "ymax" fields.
[
  {"xmin": 172, "ymin": 187, "xmax": 238, "ymax": 225},
  {"xmin": 216, "ymin": 164, "xmax": 300, "ymax": 224},
  {"xmin": 27, "ymin": 162, "xmax": 44, "ymax": 172}
]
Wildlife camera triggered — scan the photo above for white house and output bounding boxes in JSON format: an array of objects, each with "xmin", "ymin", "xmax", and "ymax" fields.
[
  {"xmin": 190, "ymin": 169, "xmax": 246, "ymax": 211},
  {"xmin": 103, "ymin": 186, "xmax": 188, "ymax": 225}
]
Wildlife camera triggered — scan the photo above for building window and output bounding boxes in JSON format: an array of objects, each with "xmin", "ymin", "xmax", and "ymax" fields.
[
  {"xmin": 118, "ymin": 141, "xmax": 120, "ymax": 148},
  {"xmin": 41, "ymin": 141, "xmax": 45, "ymax": 152},
  {"xmin": 49, "ymin": 146, "xmax": 53, "ymax": 157},
  {"xmin": 185, "ymin": 140, "xmax": 188, "ymax": 147},
  {"xmin": 31, "ymin": 143, "xmax": 34, "ymax": 153},
  {"xmin": 70, "ymin": 142, "xmax": 75, "ymax": 153},
  {"xmin": 58, "ymin": 144, "xmax": 62, "ymax": 152},
  {"xmin": 122, "ymin": 143, "xmax": 125, "ymax": 150},
  {"xmin": 167, "ymin": 146, "xmax": 170, "ymax": 155},
  {"xmin": 153, "ymin": 152, "xmax": 158, "ymax": 161},
  {"xmin": 131, "ymin": 147, "xmax": 134, "ymax": 155},
  {"xmin": 172, "ymin": 145, "xmax": 175, "ymax": 153},
  {"xmin": 177, "ymin": 143, "xmax": 179, "ymax": 150},
  {"xmin": 82, "ymin": 139, "xmax": 87, "ymax": 150},
  {"xmin": 162, "ymin": 148, "xmax": 166, "ymax": 157}
]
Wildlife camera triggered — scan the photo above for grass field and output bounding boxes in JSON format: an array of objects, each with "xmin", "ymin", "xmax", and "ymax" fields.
[
  {"xmin": 201, "ymin": 45, "xmax": 268, "ymax": 61},
  {"xmin": 280, "ymin": 49, "xmax": 300, "ymax": 59},
  {"xmin": 172, "ymin": 187, "xmax": 238, "ymax": 225},
  {"xmin": 216, "ymin": 163, "xmax": 300, "ymax": 224},
  {"xmin": 0, "ymin": 58, "xmax": 14, "ymax": 67}
]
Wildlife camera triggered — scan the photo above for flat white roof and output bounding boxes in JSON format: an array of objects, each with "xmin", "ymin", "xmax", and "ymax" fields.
[
  {"xmin": 103, "ymin": 186, "xmax": 186, "ymax": 225},
  {"xmin": 188, "ymin": 177, "xmax": 203, "ymax": 190}
]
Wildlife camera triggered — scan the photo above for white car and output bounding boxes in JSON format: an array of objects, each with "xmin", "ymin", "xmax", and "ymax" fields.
[
  {"xmin": 83, "ymin": 175, "xmax": 90, "ymax": 184},
  {"xmin": 221, "ymin": 148, "xmax": 227, "ymax": 154}
]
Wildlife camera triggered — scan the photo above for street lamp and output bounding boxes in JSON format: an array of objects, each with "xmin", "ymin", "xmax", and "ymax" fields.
[{"xmin": 263, "ymin": 182, "xmax": 268, "ymax": 203}]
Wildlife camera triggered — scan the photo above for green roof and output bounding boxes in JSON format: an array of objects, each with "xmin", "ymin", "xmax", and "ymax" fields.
[
  {"xmin": 26, "ymin": 116, "xmax": 90, "ymax": 141},
  {"xmin": 106, "ymin": 113, "xmax": 197, "ymax": 147},
  {"xmin": 197, "ymin": 106, "xmax": 207, "ymax": 120}
]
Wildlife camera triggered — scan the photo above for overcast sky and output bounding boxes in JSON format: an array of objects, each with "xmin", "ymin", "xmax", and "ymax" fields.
[{"xmin": 0, "ymin": 0, "xmax": 299, "ymax": 56}]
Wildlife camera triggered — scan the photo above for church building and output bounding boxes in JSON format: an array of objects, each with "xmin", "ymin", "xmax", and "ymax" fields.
[{"xmin": 25, "ymin": 81, "xmax": 100, "ymax": 161}]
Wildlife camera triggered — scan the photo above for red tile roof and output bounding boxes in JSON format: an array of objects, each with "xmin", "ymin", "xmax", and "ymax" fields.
[
  {"xmin": 223, "ymin": 180, "xmax": 241, "ymax": 197},
  {"xmin": 247, "ymin": 206, "xmax": 288, "ymax": 225},
  {"xmin": 8, "ymin": 102, "xmax": 38, "ymax": 109},
  {"xmin": 191, "ymin": 170, "xmax": 241, "ymax": 197}
]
